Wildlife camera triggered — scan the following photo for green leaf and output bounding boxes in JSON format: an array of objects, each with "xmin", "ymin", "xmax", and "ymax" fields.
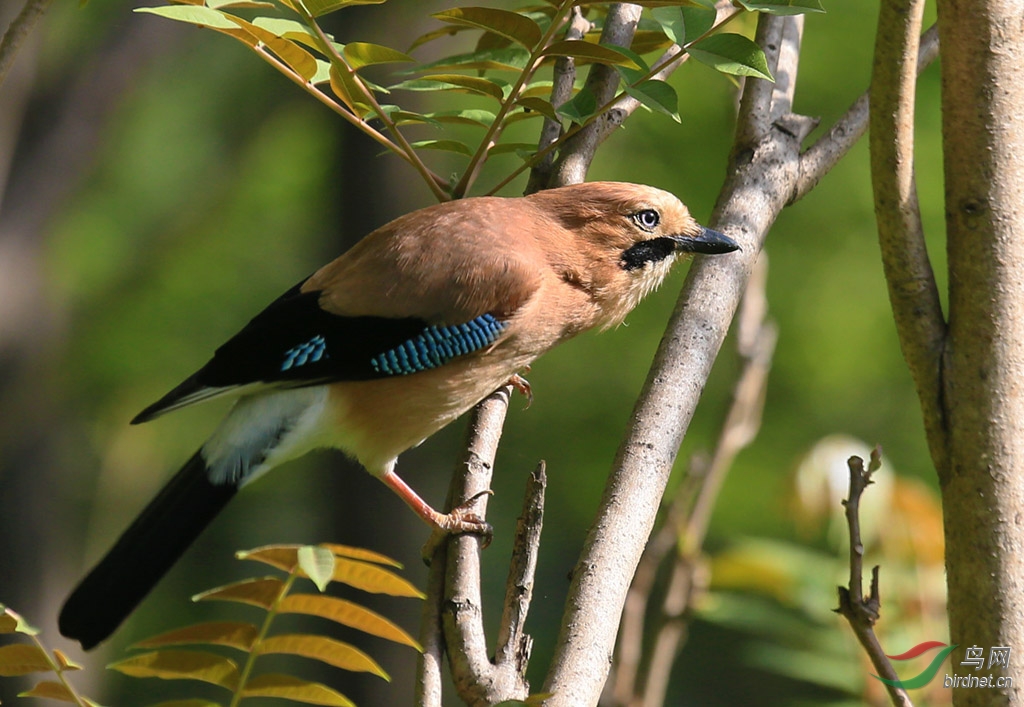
[
  {"xmin": 0, "ymin": 644, "xmax": 51, "ymax": 676},
  {"xmin": 408, "ymin": 24, "xmax": 472, "ymax": 52},
  {"xmin": 207, "ymin": 0, "xmax": 274, "ymax": 8},
  {"xmin": 391, "ymin": 74, "xmax": 506, "ymax": 101},
  {"xmin": 610, "ymin": 44, "xmax": 651, "ymax": 84},
  {"xmin": 343, "ymin": 42, "xmax": 414, "ymax": 69},
  {"xmin": 432, "ymin": 7, "xmax": 543, "ymax": 50},
  {"xmin": 241, "ymin": 674, "xmax": 354, "ymax": 706},
  {"xmin": 229, "ymin": 16, "xmax": 319, "ymax": 80},
  {"xmin": 367, "ymin": 106, "xmax": 442, "ymax": 127},
  {"xmin": 489, "ymin": 142, "xmax": 536, "ymax": 158},
  {"xmin": 108, "ymin": 650, "xmax": 239, "ymax": 690},
  {"xmin": 625, "ymin": 79, "xmax": 681, "ymax": 122},
  {"xmin": 520, "ymin": 80, "xmax": 556, "ymax": 99},
  {"xmin": 650, "ymin": 7, "xmax": 685, "ymax": 46},
  {"xmin": 412, "ymin": 46, "xmax": 531, "ymax": 73},
  {"xmin": 542, "ymin": 40, "xmax": 640, "ymax": 69},
  {"xmin": 555, "ymin": 86, "xmax": 598, "ymax": 124},
  {"xmin": 251, "ymin": 17, "xmax": 322, "ymax": 49},
  {"xmin": 298, "ymin": 545, "xmax": 336, "ymax": 591},
  {"xmin": 279, "ymin": 0, "xmax": 386, "ymax": 18},
  {"xmin": 425, "ymin": 109, "xmax": 497, "ymax": 127},
  {"xmin": 409, "ymin": 139, "xmax": 474, "ymax": 156},
  {"xmin": 737, "ymin": 0, "xmax": 826, "ymax": 15},
  {"xmin": 680, "ymin": 6, "xmax": 717, "ymax": 44},
  {"xmin": 687, "ymin": 33, "xmax": 774, "ymax": 80},
  {"xmin": 257, "ymin": 634, "xmax": 389, "ymax": 679},
  {"xmin": 134, "ymin": 6, "xmax": 239, "ymax": 30},
  {"xmin": 514, "ymin": 96, "xmax": 559, "ymax": 122}
]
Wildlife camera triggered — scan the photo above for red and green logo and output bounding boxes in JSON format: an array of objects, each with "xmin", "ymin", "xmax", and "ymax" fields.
[{"xmin": 874, "ymin": 641, "xmax": 958, "ymax": 689}]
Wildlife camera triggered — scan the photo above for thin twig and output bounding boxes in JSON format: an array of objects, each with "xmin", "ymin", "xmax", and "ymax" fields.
[
  {"xmin": 835, "ymin": 450, "xmax": 913, "ymax": 707},
  {"xmin": 0, "ymin": 0, "xmax": 53, "ymax": 90},
  {"xmin": 548, "ymin": 3, "xmax": 643, "ymax": 187},
  {"xmin": 526, "ymin": 6, "xmax": 589, "ymax": 194},
  {"xmin": 491, "ymin": 3, "xmax": 742, "ymax": 195},
  {"xmin": 301, "ymin": 15, "xmax": 451, "ymax": 201},
  {"xmin": 453, "ymin": 0, "xmax": 577, "ymax": 198},
  {"xmin": 494, "ymin": 462, "xmax": 546, "ymax": 675}
]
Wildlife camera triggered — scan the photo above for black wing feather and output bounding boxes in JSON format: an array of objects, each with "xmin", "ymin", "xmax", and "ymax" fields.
[{"xmin": 133, "ymin": 281, "xmax": 508, "ymax": 423}]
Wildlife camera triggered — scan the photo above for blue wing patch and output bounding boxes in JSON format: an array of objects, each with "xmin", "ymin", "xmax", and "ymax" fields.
[
  {"xmin": 370, "ymin": 314, "xmax": 507, "ymax": 376},
  {"xmin": 281, "ymin": 335, "xmax": 329, "ymax": 371}
]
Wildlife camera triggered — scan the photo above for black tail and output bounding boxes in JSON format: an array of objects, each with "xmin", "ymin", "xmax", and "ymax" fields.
[{"xmin": 59, "ymin": 451, "xmax": 237, "ymax": 650}]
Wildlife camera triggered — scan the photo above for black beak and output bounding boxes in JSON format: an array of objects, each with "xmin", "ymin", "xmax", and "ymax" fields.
[{"xmin": 671, "ymin": 226, "xmax": 741, "ymax": 255}]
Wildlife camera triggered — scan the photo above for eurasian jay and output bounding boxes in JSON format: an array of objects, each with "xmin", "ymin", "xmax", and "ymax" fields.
[{"xmin": 58, "ymin": 181, "xmax": 739, "ymax": 649}]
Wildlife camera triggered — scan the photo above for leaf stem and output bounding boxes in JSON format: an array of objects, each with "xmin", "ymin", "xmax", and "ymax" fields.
[
  {"xmin": 486, "ymin": 6, "xmax": 743, "ymax": 196},
  {"xmin": 300, "ymin": 11, "xmax": 451, "ymax": 201},
  {"xmin": 227, "ymin": 571, "xmax": 298, "ymax": 707},
  {"xmin": 22, "ymin": 633, "xmax": 93, "ymax": 707},
  {"xmin": 453, "ymin": 0, "xmax": 577, "ymax": 199}
]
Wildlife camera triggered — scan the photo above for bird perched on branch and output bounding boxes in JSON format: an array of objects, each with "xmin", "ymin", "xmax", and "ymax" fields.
[{"xmin": 59, "ymin": 181, "xmax": 739, "ymax": 649}]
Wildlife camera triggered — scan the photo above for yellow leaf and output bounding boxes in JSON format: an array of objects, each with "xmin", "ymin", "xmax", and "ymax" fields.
[
  {"xmin": 333, "ymin": 557, "xmax": 425, "ymax": 598},
  {"xmin": 53, "ymin": 649, "xmax": 81, "ymax": 671},
  {"xmin": 279, "ymin": 594, "xmax": 421, "ymax": 649},
  {"xmin": 241, "ymin": 673, "xmax": 354, "ymax": 706},
  {"xmin": 132, "ymin": 622, "xmax": 259, "ymax": 651},
  {"xmin": 18, "ymin": 680, "xmax": 75, "ymax": 701},
  {"xmin": 108, "ymin": 650, "xmax": 239, "ymax": 690},
  {"xmin": 0, "ymin": 606, "xmax": 38, "ymax": 635},
  {"xmin": 227, "ymin": 16, "xmax": 319, "ymax": 80},
  {"xmin": 0, "ymin": 644, "xmax": 51, "ymax": 676},
  {"xmin": 257, "ymin": 634, "xmax": 388, "ymax": 680},
  {"xmin": 431, "ymin": 7, "xmax": 542, "ymax": 50},
  {"xmin": 322, "ymin": 544, "xmax": 403, "ymax": 568},
  {"xmin": 193, "ymin": 577, "xmax": 286, "ymax": 610}
]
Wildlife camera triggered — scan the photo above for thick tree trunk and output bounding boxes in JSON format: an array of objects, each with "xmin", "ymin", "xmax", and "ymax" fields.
[{"xmin": 936, "ymin": 1, "xmax": 1024, "ymax": 704}]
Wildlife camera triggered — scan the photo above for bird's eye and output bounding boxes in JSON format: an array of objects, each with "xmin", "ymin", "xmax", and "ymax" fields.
[{"xmin": 634, "ymin": 209, "xmax": 660, "ymax": 231}]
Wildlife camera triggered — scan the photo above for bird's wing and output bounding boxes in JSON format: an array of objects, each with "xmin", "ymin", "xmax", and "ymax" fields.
[{"xmin": 133, "ymin": 228, "xmax": 544, "ymax": 424}]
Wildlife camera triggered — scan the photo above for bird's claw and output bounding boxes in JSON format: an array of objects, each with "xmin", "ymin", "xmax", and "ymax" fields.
[
  {"xmin": 509, "ymin": 372, "xmax": 533, "ymax": 409},
  {"xmin": 421, "ymin": 491, "xmax": 494, "ymax": 563}
]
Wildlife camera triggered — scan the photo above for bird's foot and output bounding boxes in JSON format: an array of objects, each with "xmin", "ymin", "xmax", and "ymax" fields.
[
  {"xmin": 421, "ymin": 491, "xmax": 494, "ymax": 563},
  {"xmin": 509, "ymin": 371, "xmax": 533, "ymax": 409}
]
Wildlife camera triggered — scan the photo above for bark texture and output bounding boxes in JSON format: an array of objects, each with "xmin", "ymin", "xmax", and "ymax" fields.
[{"xmin": 937, "ymin": 1, "xmax": 1024, "ymax": 704}]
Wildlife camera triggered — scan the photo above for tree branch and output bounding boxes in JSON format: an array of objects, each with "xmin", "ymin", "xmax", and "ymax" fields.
[
  {"xmin": 0, "ymin": 0, "xmax": 52, "ymax": 91},
  {"xmin": 542, "ymin": 14, "xmax": 810, "ymax": 706},
  {"xmin": 548, "ymin": 3, "xmax": 643, "ymax": 188},
  {"xmin": 835, "ymin": 450, "xmax": 913, "ymax": 707},
  {"xmin": 869, "ymin": 0, "xmax": 947, "ymax": 473}
]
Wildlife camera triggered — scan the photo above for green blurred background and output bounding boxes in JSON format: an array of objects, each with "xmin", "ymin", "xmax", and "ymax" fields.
[{"xmin": 0, "ymin": 1, "xmax": 951, "ymax": 704}]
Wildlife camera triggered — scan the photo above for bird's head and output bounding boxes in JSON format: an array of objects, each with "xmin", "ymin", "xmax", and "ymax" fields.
[{"xmin": 527, "ymin": 182, "xmax": 740, "ymax": 329}]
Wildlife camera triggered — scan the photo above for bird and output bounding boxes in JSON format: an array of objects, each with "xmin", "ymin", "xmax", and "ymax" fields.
[{"xmin": 58, "ymin": 181, "xmax": 739, "ymax": 650}]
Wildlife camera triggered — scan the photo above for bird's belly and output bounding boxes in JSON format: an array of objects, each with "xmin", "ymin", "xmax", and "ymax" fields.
[{"xmin": 326, "ymin": 352, "xmax": 531, "ymax": 476}]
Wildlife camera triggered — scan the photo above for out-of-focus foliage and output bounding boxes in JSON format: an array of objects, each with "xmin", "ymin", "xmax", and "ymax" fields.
[{"xmin": 1, "ymin": 0, "xmax": 948, "ymax": 704}]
